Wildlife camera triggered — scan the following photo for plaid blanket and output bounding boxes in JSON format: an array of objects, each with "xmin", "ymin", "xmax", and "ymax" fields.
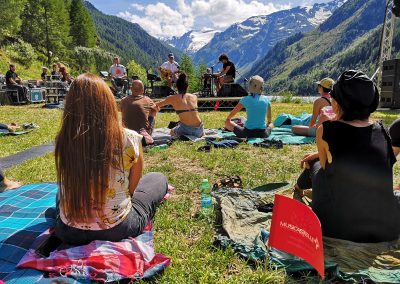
[
  {"xmin": 0, "ymin": 183, "xmax": 58, "ymax": 283},
  {"xmin": 17, "ymin": 223, "xmax": 170, "ymax": 282},
  {"xmin": 0, "ymin": 183, "xmax": 171, "ymax": 283}
]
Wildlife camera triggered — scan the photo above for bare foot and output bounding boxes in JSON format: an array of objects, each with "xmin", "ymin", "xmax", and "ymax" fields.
[{"xmin": 0, "ymin": 178, "xmax": 23, "ymax": 192}]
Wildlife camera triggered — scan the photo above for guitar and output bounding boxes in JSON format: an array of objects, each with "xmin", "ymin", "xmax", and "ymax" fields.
[{"xmin": 159, "ymin": 67, "xmax": 180, "ymax": 81}]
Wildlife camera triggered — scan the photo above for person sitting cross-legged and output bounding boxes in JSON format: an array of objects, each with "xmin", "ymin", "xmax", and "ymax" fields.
[
  {"xmin": 225, "ymin": 75, "xmax": 273, "ymax": 138},
  {"xmin": 292, "ymin": 77, "xmax": 334, "ymax": 137},
  {"xmin": 155, "ymin": 73, "xmax": 204, "ymax": 138},
  {"xmin": 55, "ymin": 73, "xmax": 168, "ymax": 245},
  {"xmin": 121, "ymin": 80, "xmax": 157, "ymax": 145},
  {"xmin": 294, "ymin": 70, "xmax": 400, "ymax": 243}
]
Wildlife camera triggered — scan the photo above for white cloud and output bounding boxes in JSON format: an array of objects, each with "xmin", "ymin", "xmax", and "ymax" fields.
[
  {"xmin": 119, "ymin": 0, "xmax": 292, "ymax": 38},
  {"xmin": 131, "ymin": 3, "xmax": 145, "ymax": 11}
]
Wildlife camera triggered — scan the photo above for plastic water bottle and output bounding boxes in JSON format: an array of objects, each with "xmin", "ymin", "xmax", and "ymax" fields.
[
  {"xmin": 148, "ymin": 144, "xmax": 169, "ymax": 153},
  {"xmin": 200, "ymin": 179, "xmax": 212, "ymax": 210}
]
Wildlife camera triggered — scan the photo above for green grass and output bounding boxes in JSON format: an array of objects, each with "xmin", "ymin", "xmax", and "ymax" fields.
[{"xmin": 1, "ymin": 103, "xmax": 399, "ymax": 283}]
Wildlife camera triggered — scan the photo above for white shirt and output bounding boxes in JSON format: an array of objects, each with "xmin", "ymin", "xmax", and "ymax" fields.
[
  {"xmin": 109, "ymin": 64, "xmax": 126, "ymax": 78},
  {"xmin": 160, "ymin": 61, "xmax": 180, "ymax": 73}
]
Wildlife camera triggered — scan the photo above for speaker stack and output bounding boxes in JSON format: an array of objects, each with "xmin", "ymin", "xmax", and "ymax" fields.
[
  {"xmin": 217, "ymin": 83, "xmax": 248, "ymax": 97},
  {"xmin": 380, "ymin": 59, "xmax": 400, "ymax": 108}
]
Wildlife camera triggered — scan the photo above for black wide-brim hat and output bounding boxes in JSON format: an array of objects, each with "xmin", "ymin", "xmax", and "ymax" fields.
[{"xmin": 330, "ymin": 70, "xmax": 379, "ymax": 116}]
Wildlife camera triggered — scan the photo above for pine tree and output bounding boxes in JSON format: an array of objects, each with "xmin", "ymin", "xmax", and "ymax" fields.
[
  {"xmin": 70, "ymin": 0, "xmax": 97, "ymax": 48},
  {"xmin": 20, "ymin": 0, "xmax": 70, "ymax": 65},
  {"xmin": 0, "ymin": 0, "xmax": 28, "ymax": 41}
]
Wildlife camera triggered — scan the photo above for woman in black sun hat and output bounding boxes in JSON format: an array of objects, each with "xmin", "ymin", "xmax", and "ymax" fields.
[{"xmin": 294, "ymin": 70, "xmax": 400, "ymax": 243}]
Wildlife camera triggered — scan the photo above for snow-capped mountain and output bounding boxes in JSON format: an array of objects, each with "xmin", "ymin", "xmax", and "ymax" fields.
[
  {"xmin": 165, "ymin": 29, "xmax": 219, "ymax": 54},
  {"xmin": 193, "ymin": 0, "xmax": 347, "ymax": 74}
]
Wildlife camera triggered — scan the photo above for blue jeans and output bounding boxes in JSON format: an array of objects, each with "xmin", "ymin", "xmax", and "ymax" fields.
[{"xmin": 173, "ymin": 122, "xmax": 204, "ymax": 138}]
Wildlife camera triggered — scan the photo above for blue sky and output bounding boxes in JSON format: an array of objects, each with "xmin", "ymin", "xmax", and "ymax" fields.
[{"xmin": 89, "ymin": 0, "xmax": 332, "ymax": 38}]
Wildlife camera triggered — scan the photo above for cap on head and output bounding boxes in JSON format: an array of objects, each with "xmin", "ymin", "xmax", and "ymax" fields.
[
  {"xmin": 330, "ymin": 70, "xmax": 379, "ymax": 117},
  {"xmin": 248, "ymin": 75, "xmax": 264, "ymax": 94},
  {"xmin": 316, "ymin": 77, "xmax": 335, "ymax": 90},
  {"xmin": 168, "ymin": 53, "xmax": 174, "ymax": 58}
]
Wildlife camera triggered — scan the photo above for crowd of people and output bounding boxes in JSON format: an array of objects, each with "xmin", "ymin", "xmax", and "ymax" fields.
[{"xmin": 1, "ymin": 52, "xmax": 400, "ymax": 248}]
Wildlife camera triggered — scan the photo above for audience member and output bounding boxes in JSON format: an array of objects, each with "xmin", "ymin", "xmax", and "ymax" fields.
[
  {"xmin": 41, "ymin": 67, "xmax": 48, "ymax": 81},
  {"xmin": 155, "ymin": 73, "xmax": 204, "ymax": 138},
  {"xmin": 55, "ymin": 73, "xmax": 168, "ymax": 245},
  {"xmin": 121, "ymin": 80, "xmax": 156, "ymax": 144},
  {"xmin": 5, "ymin": 64, "xmax": 28, "ymax": 101},
  {"xmin": 293, "ymin": 70, "xmax": 400, "ymax": 243},
  {"xmin": 51, "ymin": 63, "xmax": 60, "ymax": 77},
  {"xmin": 390, "ymin": 118, "xmax": 400, "ymax": 156},
  {"xmin": 225, "ymin": 75, "xmax": 273, "ymax": 138},
  {"xmin": 292, "ymin": 77, "xmax": 334, "ymax": 137}
]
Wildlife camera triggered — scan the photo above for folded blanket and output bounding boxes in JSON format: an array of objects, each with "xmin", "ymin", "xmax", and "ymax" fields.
[{"xmin": 17, "ymin": 224, "xmax": 170, "ymax": 283}]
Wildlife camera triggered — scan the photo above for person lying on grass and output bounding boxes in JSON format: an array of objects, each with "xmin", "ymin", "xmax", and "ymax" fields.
[
  {"xmin": 0, "ymin": 122, "xmax": 18, "ymax": 132},
  {"xmin": 293, "ymin": 70, "xmax": 400, "ymax": 243},
  {"xmin": 155, "ymin": 73, "xmax": 204, "ymax": 138},
  {"xmin": 225, "ymin": 75, "xmax": 273, "ymax": 138},
  {"xmin": 55, "ymin": 73, "xmax": 168, "ymax": 245}
]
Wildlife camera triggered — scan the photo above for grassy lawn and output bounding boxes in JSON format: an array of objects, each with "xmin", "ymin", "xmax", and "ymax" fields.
[{"xmin": 1, "ymin": 102, "xmax": 399, "ymax": 283}]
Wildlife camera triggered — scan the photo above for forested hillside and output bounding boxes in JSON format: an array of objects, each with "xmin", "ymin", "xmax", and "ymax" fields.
[
  {"xmin": 247, "ymin": 0, "xmax": 397, "ymax": 96},
  {"xmin": 85, "ymin": 1, "xmax": 181, "ymax": 70},
  {"xmin": 0, "ymin": 0, "xmax": 180, "ymax": 79}
]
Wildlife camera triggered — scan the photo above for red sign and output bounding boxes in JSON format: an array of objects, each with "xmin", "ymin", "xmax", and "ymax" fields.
[{"xmin": 269, "ymin": 194, "xmax": 325, "ymax": 278}]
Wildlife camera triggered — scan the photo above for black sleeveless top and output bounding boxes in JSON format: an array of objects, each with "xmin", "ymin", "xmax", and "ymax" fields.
[{"xmin": 312, "ymin": 120, "xmax": 400, "ymax": 242}]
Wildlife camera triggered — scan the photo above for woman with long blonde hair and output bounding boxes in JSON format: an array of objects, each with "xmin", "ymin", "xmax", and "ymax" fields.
[{"xmin": 55, "ymin": 73, "xmax": 167, "ymax": 245}]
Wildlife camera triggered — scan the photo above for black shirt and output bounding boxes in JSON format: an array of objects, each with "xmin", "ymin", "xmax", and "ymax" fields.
[
  {"xmin": 223, "ymin": 60, "xmax": 236, "ymax": 78},
  {"xmin": 312, "ymin": 120, "xmax": 400, "ymax": 242},
  {"xmin": 41, "ymin": 72, "xmax": 47, "ymax": 80},
  {"xmin": 5, "ymin": 70, "xmax": 17, "ymax": 85}
]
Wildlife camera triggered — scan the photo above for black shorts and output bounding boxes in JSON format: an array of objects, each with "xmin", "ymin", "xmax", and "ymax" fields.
[{"xmin": 233, "ymin": 126, "xmax": 271, "ymax": 138}]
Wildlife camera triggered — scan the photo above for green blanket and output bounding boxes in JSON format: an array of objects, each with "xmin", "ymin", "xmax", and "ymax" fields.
[
  {"xmin": 248, "ymin": 127, "xmax": 315, "ymax": 145},
  {"xmin": 213, "ymin": 185, "xmax": 400, "ymax": 283}
]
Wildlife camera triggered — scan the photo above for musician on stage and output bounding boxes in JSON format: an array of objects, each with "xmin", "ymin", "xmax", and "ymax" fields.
[
  {"xmin": 159, "ymin": 53, "xmax": 180, "ymax": 88},
  {"xmin": 109, "ymin": 57, "xmax": 128, "ymax": 94},
  {"xmin": 215, "ymin": 53, "xmax": 236, "ymax": 92}
]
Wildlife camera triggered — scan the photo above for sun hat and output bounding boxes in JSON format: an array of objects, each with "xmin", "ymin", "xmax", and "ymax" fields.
[
  {"xmin": 330, "ymin": 70, "xmax": 379, "ymax": 116},
  {"xmin": 248, "ymin": 75, "xmax": 264, "ymax": 94},
  {"xmin": 316, "ymin": 77, "xmax": 335, "ymax": 90}
]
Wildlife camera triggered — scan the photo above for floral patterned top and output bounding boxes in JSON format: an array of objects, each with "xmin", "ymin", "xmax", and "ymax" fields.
[{"xmin": 59, "ymin": 128, "xmax": 142, "ymax": 230}]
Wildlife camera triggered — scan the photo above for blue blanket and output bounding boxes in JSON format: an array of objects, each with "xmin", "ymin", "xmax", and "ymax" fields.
[
  {"xmin": 273, "ymin": 112, "xmax": 312, "ymax": 127},
  {"xmin": 0, "ymin": 183, "xmax": 81, "ymax": 283},
  {"xmin": 248, "ymin": 128, "xmax": 315, "ymax": 145}
]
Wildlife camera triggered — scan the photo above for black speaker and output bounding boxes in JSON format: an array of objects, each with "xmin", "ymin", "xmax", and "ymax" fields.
[
  {"xmin": 217, "ymin": 83, "xmax": 247, "ymax": 97},
  {"xmin": 151, "ymin": 86, "xmax": 175, "ymax": 98},
  {"xmin": 380, "ymin": 59, "xmax": 400, "ymax": 108}
]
